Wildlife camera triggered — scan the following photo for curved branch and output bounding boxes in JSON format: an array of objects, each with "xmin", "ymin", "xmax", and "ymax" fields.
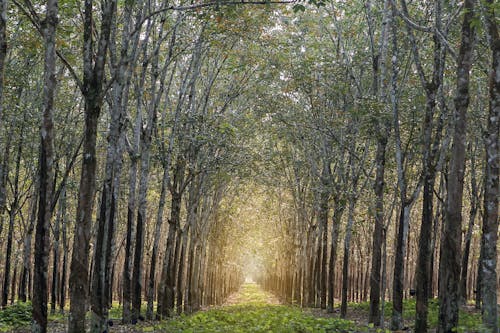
[{"xmin": 12, "ymin": 0, "xmax": 84, "ymax": 91}]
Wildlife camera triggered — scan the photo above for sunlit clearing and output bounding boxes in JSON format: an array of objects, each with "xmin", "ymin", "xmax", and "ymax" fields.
[{"xmin": 211, "ymin": 183, "xmax": 290, "ymax": 284}]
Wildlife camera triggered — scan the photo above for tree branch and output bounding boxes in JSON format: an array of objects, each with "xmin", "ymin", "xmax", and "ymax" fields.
[
  {"xmin": 132, "ymin": 0, "xmax": 296, "ymax": 35},
  {"xmin": 12, "ymin": 0, "xmax": 85, "ymax": 91}
]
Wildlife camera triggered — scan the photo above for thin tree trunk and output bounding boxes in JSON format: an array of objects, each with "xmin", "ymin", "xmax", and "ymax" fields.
[
  {"xmin": 2, "ymin": 126, "xmax": 24, "ymax": 308},
  {"xmin": 318, "ymin": 161, "xmax": 330, "ymax": 309},
  {"xmin": 438, "ymin": 1, "xmax": 475, "ymax": 332},
  {"xmin": 327, "ymin": 201, "xmax": 344, "ymax": 312},
  {"xmin": 51, "ymin": 185, "xmax": 64, "ymax": 314},
  {"xmin": 59, "ymin": 188, "xmax": 68, "ymax": 312},
  {"xmin": 146, "ymin": 165, "xmax": 169, "ymax": 319},
  {"xmin": 369, "ymin": 137, "xmax": 387, "ymax": 325},
  {"xmin": 68, "ymin": 0, "xmax": 115, "ymax": 330},
  {"xmin": 32, "ymin": 0, "xmax": 58, "ymax": 329},
  {"xmin": 0, "ymin": 0, "xmax": 8, "ymax": 237},
  {"xmin": 19, "ymin": 184, "xmax": 37, "ymax": 303},
  {"xmin": 460, "ymin": 144, "xmax": 479, "ymax": 304},
  {"xmin": 479, "ymin": 1, "xmax": 499, "ymax": 330}
]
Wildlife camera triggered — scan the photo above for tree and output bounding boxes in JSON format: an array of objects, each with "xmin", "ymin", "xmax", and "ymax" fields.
[
  {"xmin": 438, "ymin": 1, "xmax": 475, "ymax": 332},
  {"xmin": 479, "ymin": 0, "xmax": 499, "ymax": 331},
  {"xmin": 68, "ymin": 0, "xmax": 116, "ymax": 331},
  {"xmin": 32, "ymin": 0, "xmax": 58, "ymax": 329}
]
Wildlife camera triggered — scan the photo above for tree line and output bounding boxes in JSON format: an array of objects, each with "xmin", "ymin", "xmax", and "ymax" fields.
[{"xmin": 0, "ymin": 0, "xmax": 498, "ymax": 333}]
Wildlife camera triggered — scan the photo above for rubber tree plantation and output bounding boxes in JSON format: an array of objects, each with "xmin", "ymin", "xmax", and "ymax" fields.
[{"xmin": 0, "ymin": 0, "xmax": 498, "ymax": 332}]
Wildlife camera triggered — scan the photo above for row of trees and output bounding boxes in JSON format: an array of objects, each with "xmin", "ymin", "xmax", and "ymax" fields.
[
  {"xmin": 0, "ymin": 0, "xmax": 267, "ymax": 332},
  {"xmin": 0, "ymin": 1, "xmax": 498, "ymax": 333},
  {"xmin": 254, "ymin": 1, "xmax": 499, "ymax": 333}
]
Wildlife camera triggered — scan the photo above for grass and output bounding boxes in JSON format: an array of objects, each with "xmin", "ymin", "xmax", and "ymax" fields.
[
  {"xmin": 152, "ymin": 283, "xmax": 356, "ymax": 333},
  {"xmin": 349, "ymin": 298, "xmax": 486, "ymax": 332},
  {"xmin": 0, "ymin": 287, "xmax": 489, "ymax": 332},
  {"xmin": 0, "ymin": 302, "xmax": 32, "ymax": 332}
]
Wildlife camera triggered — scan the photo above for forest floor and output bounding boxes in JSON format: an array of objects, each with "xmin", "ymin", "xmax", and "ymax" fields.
[{"xmin": 1, "ymin": 284, "xmax": 485, "ymax": 332}]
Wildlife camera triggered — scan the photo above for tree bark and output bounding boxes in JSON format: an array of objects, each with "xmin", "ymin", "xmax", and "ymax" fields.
[
  {"xmin": 32, "ymin": 0, "xmax": 58, "ymax": 329},
  {"xmin": 480, "ymin": 1, "xmax": 499, "ymax": 331},
  {"xmin": 327, "ymin": 199, "xmax": 344, "ymax": 312},
  {"xmin": 369, "ymin": 137, "xmax": 386, "ymax": 325},
  {"xmin": 59, "ymin": 188, "xmax": 68, "ymax": 312},
  {"xmin": 19, "ymin": 183, "xmax": 37, "ymax": 303},
  {"xmin": 68, "ymin": 0, "xmax": 115, "ymax": 330},
  {"xmin": 459, "ymin": 144, "xmax": 479, "ymax": 305},
  {"xmin": 438, "ymin": 1, "xmax": 475, "ymax": 332}
]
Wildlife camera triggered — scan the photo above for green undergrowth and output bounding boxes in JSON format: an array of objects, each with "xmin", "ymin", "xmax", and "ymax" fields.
[
  {"xmin": 0, "ymin": 301, "xmax": 70, "ymax": 332},
  {"xmin": 150, "ymin": 284, "xmax": 355, "ymax": 333},
  {"xmin": 0, "ymin": 302, "xmax": 32, "ymax": 332},
  {"xmin": 156, "ymin": 304, "xmax": 355, "ymax": 333},
  {"xmin": 0, "ymin": 287, "xmax": 488, "ymax": 332},
  {"xmin": 349, "ymin": 298, "xmax": 485, "ymax": 332}
]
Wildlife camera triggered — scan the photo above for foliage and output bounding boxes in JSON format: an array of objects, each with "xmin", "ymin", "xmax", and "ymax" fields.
[
  {"xmin": 348, "ymin": 298, "xmax": 489, "ymax": 331},
  {"xmin": 156, "ymin": 284, "xmax": 355, "ymax": 333},
  {"xmin": 0, "ymin": 302, "xmax": 32, "ymax": 331}
]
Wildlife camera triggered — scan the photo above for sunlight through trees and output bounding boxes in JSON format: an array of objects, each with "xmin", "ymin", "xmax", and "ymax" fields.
[{"xmin": 0, "ymin": 0, "xmax": 498, "ymax": 332}]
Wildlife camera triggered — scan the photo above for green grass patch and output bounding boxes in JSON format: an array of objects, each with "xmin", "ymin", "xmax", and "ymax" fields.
[
  {"xmin": 349, "ymin": 298, "xmax": 487, "ymax": 332},
  {"xmin": 156, "ymin": 304, "xmax": 355, "ymax": 333},
  {"xmin": 0, "ymin": 302, "xmax": 32, "ymax": 332},
  {"xmin": 150, "ymin": 284, "xmax": 355, "ymax": 333}
]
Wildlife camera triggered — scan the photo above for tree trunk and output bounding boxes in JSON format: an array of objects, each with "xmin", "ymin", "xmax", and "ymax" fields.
[
  {"xmin": 369, "ymin": 137, "xmax": 387, "ymax": 325},
  {"xmin": 327, "ymin": 201, "xmax": 344, "ymax": 312},
  {"xmin": 0, "ymin": 0, "xmax": 8, "ymax": 234},
  {"xmin": 146, "ymin": 167, "xmax": 169, "ymax": 319},
  {"xmin": 318, "ymin": 162, "xmax": 330, "ymax": 309},
  {"xmin": 19, "ymin": 185, "xmax": 37, "ymax": 303},
  {"xmin": 32, "ymin": 0, "xmax": 58, "ymax": 329},
  {"xmin": 460, "ymin": 147, "xmax": 478, "ymax": 305},
  {"xmin": 392, "ymin": 204, "xmax": 410, "ymax": 330},
  {"xmin": 59, "ymin": 188, "xmax": 68, "ymax": 312},
  {"xmin": 51, "ymin": 186, "xmax": 64, "ymax": 314},
  {"xmin": 480, "ymin": 2, "xmax": 499, "ymax": 330},
  {"xmin": 340, "ymin": 150, "xmax": 362, "ymax": 318},
  {"xmin": 68, "ymin": 0, "xmax": 115, "ymax": 330},
  {"xmin": 122, "ymin": 154, "xmax": 139, "ymax": 323},
  {"xmin": 438, "ymin": 1, "xmax": 475, "ymax": 332},
  {"xmin": 2, "ymin": 197, "xmax": 15, "ymax": 308}
]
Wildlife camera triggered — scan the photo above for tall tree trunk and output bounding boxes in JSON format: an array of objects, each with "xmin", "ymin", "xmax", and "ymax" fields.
[
  {"xmin": 59, "ymin": 188, "xmax": 68, "ymax": 312},
  {"xmin": 122, "ymin": 155, "xmax": 138, "ymax": 323},
  {"xmin": 480, "ymin": 1, "xmax": 499, "ymax": 331},
  {"xmin": 318, "ymin": 161, "xmax": 330, "ymax": 310},
  {"xmin": 68, "ymin": 0, "xmax": 115, "ymax": 330},
  {"xmin": 2, "ymin": 120, "xmax": 24, "ymax": 308},
  {"xmin": 392, "ymin": 203, "xmax": 410, "ymax": 330},
  {"xmin": 145, "ymin": 26, "xmax": 180, "ymax": 318},
  {"xmin": 51, "ymin": 185, "xmax": 63, "ymax": 314},
  {"xmin": 89, "ymin": 0, "xmax": 136, "ymax": 328},
  {"xmin": 146, "ymin": 165, "xmax": 169, "ymax": 319},
  {"xmin": 459, "ymin": 144, "xmax": 479, "ymax": 304},
  {"xmin": 367, "ymin": 1, "xmax": 390, "ymax": 322},
  {"xmin": 2, "ymin": 196, "xmax": 16, "ymax": 308},
  {"xmin": 397, "ymin": 0, "xmax": 446, "ymax": 330},
  {"xmin": 369, "ymin": 137, "xmax": 387, "ymax": 325},
  {"xmin": 32, "ymin": 0, "xmax": 58, "ymax": 329},
  {"xmin": 389, "ymin": 2, "xmax": 408, "ymax": 326},
  {"xmin": 340, "ymin": 197, "xmax": 356, "ymax": 318},
  {"xmin": 176, "ymin": 229, "xmax": 189, "ymax": 313},
  {"xmin": 341, "ymin": 149, "xmax": 360, "ymax": 318},
  {"xmin": 438, "ymin": 1, "xmax": 475, "ymax": 332},
  {"xmin": 19, "ymin": 184, "xmax": 37, "ymax": 303},
  {"xmin": 0, "ymin": 0, "xmax": 8, "ymax": 237},
  {"xmin": 327, "ymin": 200, "xmax": 344, "ymax": 312},
  {"xmin": 131, "ymin": 102, "xmax": 156, "ymax": 320},
  {"xmin": 158, "ymin": 155, "xmax": 185, "ymax": 318}
]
